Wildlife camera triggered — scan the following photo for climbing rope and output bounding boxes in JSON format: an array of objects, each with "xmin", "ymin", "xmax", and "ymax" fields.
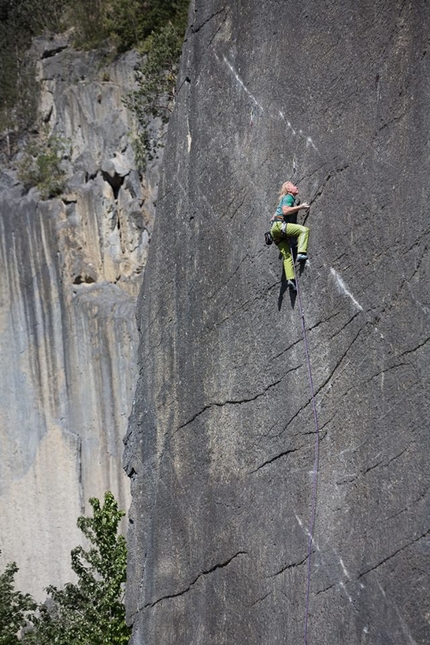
[{"xmin": 290, "ymin": 248, "xmax": 321, "ymax": 645}]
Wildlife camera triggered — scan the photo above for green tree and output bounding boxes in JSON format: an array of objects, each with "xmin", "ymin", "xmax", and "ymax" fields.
[
  {"xmin": 24, "ymin": 492, "xmax": 130, "ymax": 645},
  {"xmin": 64, "ymin": 0, "xmax": 187, "ymax": 53},
  {"xmin": 125, "ymin": 0, "xmax": 189, "ymax": 167},
  {"xmin": 0, "ymin": 555, "xmax": 36, "ymax": 645},
  {"xmin": 0, "ymin": 0, "xmax": 64, "ymax": 137}
]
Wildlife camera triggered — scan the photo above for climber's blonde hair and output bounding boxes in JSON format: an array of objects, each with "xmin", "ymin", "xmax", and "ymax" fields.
[{"xmin": 279, "ymin": 181, "xmax": 296, "ymax": 198}]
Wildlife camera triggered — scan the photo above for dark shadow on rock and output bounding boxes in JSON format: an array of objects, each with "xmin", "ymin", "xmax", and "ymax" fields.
[
  {"xmin": 278, "ymin": 270, "xmax": 296, "ymax": 310},
  {"xmin": 297, "ymin": 258, "xmax": 306, "ymax": 277},
  {"xmin": 289, "ymin": 285, "xmax": 297, "ymax": 307},
  {"xmin": 277, "ymin": 270, "xmax": 287, "ymax": 310}
]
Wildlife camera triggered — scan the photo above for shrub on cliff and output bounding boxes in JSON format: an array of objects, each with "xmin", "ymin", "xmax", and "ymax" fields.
[
  {"xmin": 125, "ymin": 0, "xmax": 189, "ymax": 168},
  {"xmin": 68, "ymin": 0, "xmax": 187, "ymax": 53},
  {"xmin": 17, "ymin": 134, "xmax": 67, "ymax": 200}
]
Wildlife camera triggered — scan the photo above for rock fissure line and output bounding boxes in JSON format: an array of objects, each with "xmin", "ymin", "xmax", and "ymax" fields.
[
  {"xmin": 269, "ymin": 338, "xmax": 307, "ymax": 363},
  {"xmin": 358, "ymin": 528, "xmax": 430, "ymax": 579},
  {"xmin": 174, "ymin": 375, "xmax": 289, "ymax": 433},
  {"xmin": 395, "ymin": 335, "xmax": 430, "ymax": 359},
  {"xmin": 316, "ymin": 323, "xmax": 368, "ymax": 401},
  {"xmin": 407, "ymin": 246, "xmax": 429, "ymax": 283},
  {"xmin": 307, "ymin": 309, "xmax": 343, "ymax": 333},
  {"xmin": 207, "ymin": 8, "xmax": 231, "ymax": 47},
  {"xmin": 328, "ymin": 310, "xmax": 363, "ymax": 340},
  {"xmin": 380, "ymin": 485, "xmax": 429, "ymax": 525},
  {"xmin": 248, "ymin": 591, "xmax": 273, "ymax": 608},
  {"xmin": 368, "ymin": 361, "xmax": 416, "ymax": 383},
  {"xmin": 362, "ymin": 459, "xmax": 384, "ymax": 476},
  {"xmin": 190, "ymin": 6, "xmax": 228, "ymax": 34},
  {"xmin": 250, "ymin": 445, "xmax": 303, "ymax": 475},
  {"xmin": 145, "ymin": 551, "xmax": 248, "ymax": 608},
  {"xmin": 222, "ymin": 186, "xmax": 249, "ymax": 216},
  {"xmin": 336, "ymin": 443, "xmax": 412, "ymax": 487},
  {"xmin": 314, "ymin": 582, "xmax": 336, "ymax": 597},
  {"xmin": 405, "ymin": 229, "xmax": 430, "ymax": 255},
  {"xmin": 274, "ymin": 393, "xmax": 316, "ymax": 438},
  {"xmin": 213, "ymin": 291, "xmax": 268, "ymax": 327},
  {"xmin": 268, "ymin": 554, "xmax": 308, "ymax": 579},
  {"xmin": 226, "ymin": 195, "xmax": 247, "ymax": 221},
  {"xmin": 376, "ymin": 108, "xmax": 409, "ymax": 135},
  {"xmin": 295, "ymin": 161, "xmax": 330, "ymax": 186}
]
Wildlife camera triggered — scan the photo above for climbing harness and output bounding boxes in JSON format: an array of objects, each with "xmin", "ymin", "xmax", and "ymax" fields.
[{"xmin": 290, "ymin": 244, "xmax": 321, "ymax": 645}]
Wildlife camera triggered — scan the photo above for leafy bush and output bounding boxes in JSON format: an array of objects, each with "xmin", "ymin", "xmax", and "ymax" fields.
[
  {"xmin": 125, "ymin": 0, "xmax": 189, "ymax": 167},
  {"xmin": 23, "ymin": 492, "xmax": 130, "ymax": 645},
  {"xmin": 64, "ymin": 0, "xmax": 188, "ymax": 53},
  {"xmin": 17, "ymin": 134, "xmax": 67, "ymax": 199},
  {"xmin": 0, "ymin": 555, "xmax": 36, "ymax": 645},
  {"xmin": 0, "ymin": 494, "xmax": 129, "ymax": 645}
]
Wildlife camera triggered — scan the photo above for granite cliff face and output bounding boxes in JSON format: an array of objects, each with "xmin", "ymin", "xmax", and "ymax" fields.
[
  {"xmin": 124, "ymin": 1, "xmax": 430, "ymax": 643},
  {"xmin": 0, "ymin": 36, "xmax": 156, "ymax": 599}
]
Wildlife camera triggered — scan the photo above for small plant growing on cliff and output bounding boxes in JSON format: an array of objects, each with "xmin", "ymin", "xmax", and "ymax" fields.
[
  {"xmin": 0, "ymin": 553, "xmax": 36, "ymax": 644},
  {"xmin": 23, "ymin": 492, "xmax": 130, "ymax": 645},
  {"xmin": 125, "ymin": 0, "xmax": 189, "ymax": 168},
  {"xmin": 17, "ymin": 134, "xmax": 67, "ymax": 200}
]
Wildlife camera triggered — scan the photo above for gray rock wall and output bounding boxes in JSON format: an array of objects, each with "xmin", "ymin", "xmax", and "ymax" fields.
[
  {"xmin": 125, "ymin": 1, "xmax": 430, "ymax": 643},
  {"xmin": 0, "ymin": 37, "xmax": 156, "ymax": 599}
]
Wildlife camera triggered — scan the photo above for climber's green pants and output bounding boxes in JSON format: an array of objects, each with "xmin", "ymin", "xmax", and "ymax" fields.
[{"xmin": 270, "ymin": 221, "xmax": 310, "ymax": 280}]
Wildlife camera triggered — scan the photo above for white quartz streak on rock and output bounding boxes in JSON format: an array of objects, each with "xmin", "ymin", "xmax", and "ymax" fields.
[{"xmin": 330, "ymin": 267, "xmax": 363, "ymax": 311}]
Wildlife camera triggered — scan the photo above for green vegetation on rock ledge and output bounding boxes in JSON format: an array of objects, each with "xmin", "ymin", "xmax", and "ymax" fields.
[
  {"xmin": 17, "ymin": 132, "xmax": 67, "ymax": 200},
  {"xmin": 0, "ymin": 0, "xmax": 189, "ymax": 144},
  {"xmin": 0, "ymin": 492, "xmax": 129, "ymax": 645},
  {"xmin": 125, "ymin": 3, "xmax": 189, "ymax": 168}
]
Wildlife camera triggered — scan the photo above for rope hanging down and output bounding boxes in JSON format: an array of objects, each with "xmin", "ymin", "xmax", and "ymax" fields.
[{"xmin": 290, "ymin": 248, "xmax": 321, "ymax": 645}]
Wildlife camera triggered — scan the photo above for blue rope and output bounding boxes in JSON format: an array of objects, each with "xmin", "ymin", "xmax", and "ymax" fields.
[{"xmin": 290, "ymin": 249, "xmax": 321, "ymax": 645}]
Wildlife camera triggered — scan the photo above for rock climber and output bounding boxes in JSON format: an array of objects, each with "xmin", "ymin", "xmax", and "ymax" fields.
[{"xmin": 270, "ymin": 181, "xmax": 310, "ymax": 291}]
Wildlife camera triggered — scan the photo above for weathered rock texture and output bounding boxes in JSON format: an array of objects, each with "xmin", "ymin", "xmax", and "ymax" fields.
[
  {"xmin": 0, "ymin": 36, "xmax": 156, "ymax": 599},
  {"xmin": 124, "ymin": 1, "xmax": 430, "ymax": 643}
]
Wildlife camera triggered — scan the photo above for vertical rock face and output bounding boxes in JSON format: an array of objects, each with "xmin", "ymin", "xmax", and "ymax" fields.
[
  {"xmin": 0, "ymin": 37, "xmax": 156, "ymax": 599},
  {"xmin": 125, "ymin": 1, "xmax": 430, "ymax": 643}
]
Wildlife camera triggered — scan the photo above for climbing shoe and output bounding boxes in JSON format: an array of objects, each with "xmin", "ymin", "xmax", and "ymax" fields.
[
  {"xmin": 297, "ymin": 253, "xmax": 308, "ymax": 262},
  {"xmin": 287, "ymin": 279, "xmax": 297, "ymax": 291},
  {"xmin": 264, "ymin": 231, "xmax": 274, "ymax": 245}
]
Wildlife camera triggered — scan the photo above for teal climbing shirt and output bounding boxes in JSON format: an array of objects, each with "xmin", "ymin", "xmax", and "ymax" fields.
[{"xmin": 275, "ymin": 193, "xmax": 295, "ymax": 218}]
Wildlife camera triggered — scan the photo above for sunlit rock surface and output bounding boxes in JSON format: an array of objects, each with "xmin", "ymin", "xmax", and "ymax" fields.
[
  {"xmin": 124, "ymin": 1, "xmax": 430, "ymax": 643},
  {"xmin": 0, "ymin": 36, "xmax": 156, "ymax": 599}
]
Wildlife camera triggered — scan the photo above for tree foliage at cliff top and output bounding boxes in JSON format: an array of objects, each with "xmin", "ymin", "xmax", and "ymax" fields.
[
  {"xmin": 125, "ymin": 3, "xmax": 189, "ymax": 168},
  {"xmin": 0, "ymin": 0, "xmax": 64, "ymax": 132},
  {"xmin": 68, "ymin": 0, "xmax": 189, "ymax": 53},
  {"xmin": 0, "ymin": 0, "xmax": 189, "ymax": 135}
]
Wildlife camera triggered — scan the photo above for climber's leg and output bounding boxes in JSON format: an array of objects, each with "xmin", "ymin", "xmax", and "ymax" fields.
[
  {"xmin": 285, "ymin": 222, "xmax": 309, "ymax": 255},
  {"xmin": 277, "ymin": 238, "xmax": 295, "ymax": 280}
]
